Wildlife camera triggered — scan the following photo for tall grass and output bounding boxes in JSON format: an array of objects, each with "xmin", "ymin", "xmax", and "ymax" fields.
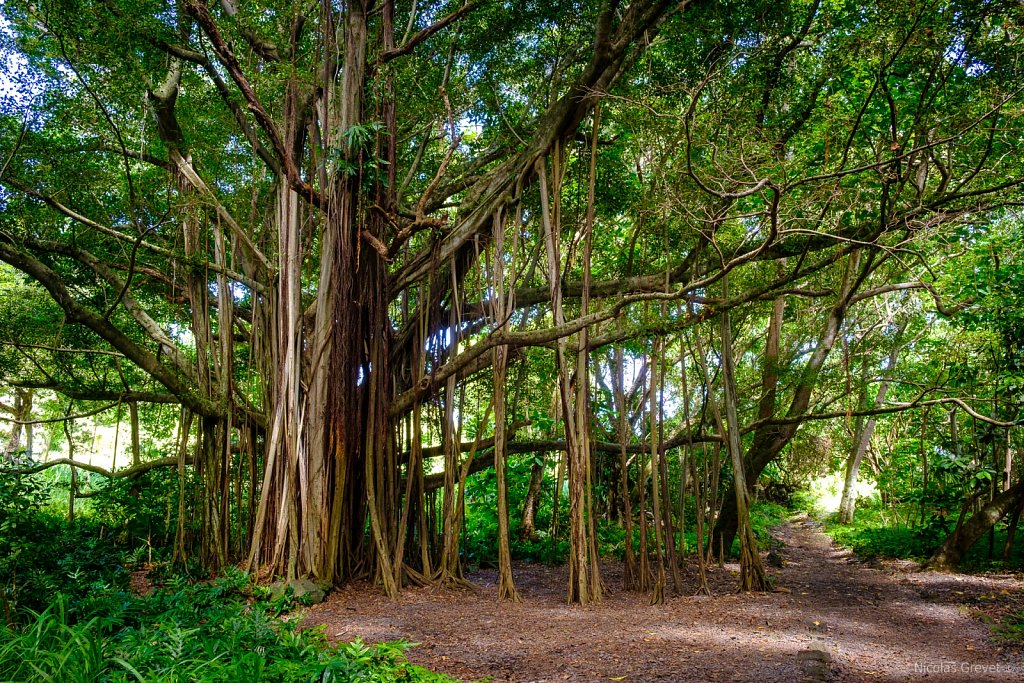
[{"xmin": 0, "ymin": 600, "xmax": 106, "ymax": 683}]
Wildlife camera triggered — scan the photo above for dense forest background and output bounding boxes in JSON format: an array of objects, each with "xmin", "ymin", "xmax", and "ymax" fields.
[{"xmin": 2, "ymin": 0, "xmax": 1024, "ymax": 678}]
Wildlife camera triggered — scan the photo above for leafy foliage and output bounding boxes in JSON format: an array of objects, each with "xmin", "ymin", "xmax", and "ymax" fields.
[
  {"xmin": 0, "ymin": 472, "xmax": 129, "ymax": 621},
  {"xmin": 994, "ymin": 609, "xmax": 1024, "ymax": 646},
  {"xmin": 0, "ymin": 580, "xmax": 453, "ymax": 683}
]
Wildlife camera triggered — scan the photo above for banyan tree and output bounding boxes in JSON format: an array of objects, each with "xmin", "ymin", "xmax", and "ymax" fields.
[{"xmin": 1, "ymin": 0, "xmax": 1023, "ymax": 603}]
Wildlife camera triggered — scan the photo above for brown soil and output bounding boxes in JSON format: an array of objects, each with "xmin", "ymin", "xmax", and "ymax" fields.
[
  {"xmin": 303, "ymin": 518, "xmax": 1024, "ymax": 682},
  {"xmin": 129, "ymin": 565, "xmax": 155, "ymax": 597}
]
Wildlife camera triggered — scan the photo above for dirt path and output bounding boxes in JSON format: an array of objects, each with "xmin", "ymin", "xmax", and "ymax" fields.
[{"xmin": 304, "ymin": 518, "xmax": 1024, "ymax": 682}]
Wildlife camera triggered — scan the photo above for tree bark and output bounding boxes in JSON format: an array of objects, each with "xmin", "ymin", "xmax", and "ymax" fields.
[
  {"xmin": 719, "ymin": 274, "xmax": 768, "ymax": 592},
  {"xmin": 648, "ymin": 336, "xmax": 667, "ymax": 604},
  {"xmin": 2, "ymin": 388, "xmax": 32, "ymax": 459},
  {"xmin": 712, "ymin": 249, "xmax": 867, "ymax": 556},
  {"xmin": 613, "ymin": 338, "xmax": 639, "ymax": 590},
  {"xmin": 929, "ymin": 479, "xmax": 1024, "ymax": 570},
  {"xmin": 129, "ymin": 401, "xmax": 141, "ymax": 468},
  {"xmin": 837, "ymin": 326, "xmax": 904, "ymax": 524},
  {"xmin": 540, "ymin": 151, "xmax": 600, "ymax": 605},
  {"xmin": 520, "ymin": 456, "xmax": 545, "ymax": 540},
  {"xmin": 491, "ymin": 208, "xmax": 521, "ymax": 602}
]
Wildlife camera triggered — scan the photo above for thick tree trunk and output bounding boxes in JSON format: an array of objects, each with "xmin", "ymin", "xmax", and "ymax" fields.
[
  {"xmin": 929, "ymin": 479, "xmax": 1024, "ymax": 570},
  {"xmin": 540, "ymin": 151, "xmax": 600, "ymax": 605},
  {"xmin": 580, "ymin": 111, "xmax": 604, "ymax": 604},
  {"xmin": 436, "ymin": 300, "xmax": 469, "ymax": 588},
  {"xmin": 310, "ymin": 1, "xmax": 379, "ymax": 589},
  {"xmin": 712, "ymin": 250, "xmax": 866, "ymax": 556},
  {"xmin": 246, "ymin": 0, "xmax": 404, "ymax": 594},
  {"xmin": 247, "ymin": 183, "xmax": 304, "ymax": 578},
  {"xmin": 493, "ymin": 349, "xmax": 520, "ymax": 601},
  {"xmin": 2, "ymin": 388, "xmax": 32, "ymax": 459},
  {"xmin": 659, "ymin": 346, "xmax": 682, "ymax": 593}
]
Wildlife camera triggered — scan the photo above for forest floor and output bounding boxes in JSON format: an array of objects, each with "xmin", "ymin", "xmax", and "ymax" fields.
[{"xmin": 303, "ymin": 518, "xmax": 1024, "ymax": 682}]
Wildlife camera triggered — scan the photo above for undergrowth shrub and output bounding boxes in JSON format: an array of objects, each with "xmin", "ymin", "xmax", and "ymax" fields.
[
  {"xmin": 0, "ymin": 473, "xmax": 130, "ymax": 622},
  {"xmin": 793, "ymin": 494, "xmax": 1024, "ymax": 569},
  {"xmin": 0, "ymin": 572, "xmax": 454, "ymax": 683},
  {"xmin": 994, "ymin": 609, "xmax": 1024, "ymax": 646},
  {"xmin": 827, "ymin": 524, "xmax": 937, "ymax": 560}
]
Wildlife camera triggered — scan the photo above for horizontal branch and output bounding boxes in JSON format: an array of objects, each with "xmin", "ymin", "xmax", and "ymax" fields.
[
  {"xmin": 10, "ymin": 381, "xmax": 180, "ymax": 405},
  {"xmin": 419, "ymin": 430, "xmax": 720, "ymax": 492},
  {"xmin": 0, "ymin": 341, "xmax": 125, "ymax": 357},
  {"xmin": 378, "ymin": 1, "xmax": 483, "ymax": 64},
  {"xmin": 0, "ymin": 401, "xmax": 118, "ymax": 425},
  {"xmin": 0, "ymin": 236, "xmax": 222, "ymax": 418},
  {"xmin": 1, "ymin": 456, "xmax": 185, "ymax": 480},
  {"xmin": 747, "ymin": 395, "xmax": 1019, "ymax": 432},
  {"xmin": 1, "ymin": 176, "xmax": 263, "ymax": 292}
]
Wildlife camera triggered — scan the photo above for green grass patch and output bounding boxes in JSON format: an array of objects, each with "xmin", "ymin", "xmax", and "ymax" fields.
[
  {"xmin": 794, "ymin": 499, "xmax": 941, "ymax": 561},
  {"xmin": 749, "ymin": 502, "xmax": 791, "ymax": 543},
  {"xmin": 790, "ymin": 496, "xmax": 1024, "ymax": 570},
  {"xmin": 994, "ymin": 610, "xmax": 1024, "ymax": 646},
  {"xmin": 826, "ymin": 523, "xmax": 935, "ymax": 560}
]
